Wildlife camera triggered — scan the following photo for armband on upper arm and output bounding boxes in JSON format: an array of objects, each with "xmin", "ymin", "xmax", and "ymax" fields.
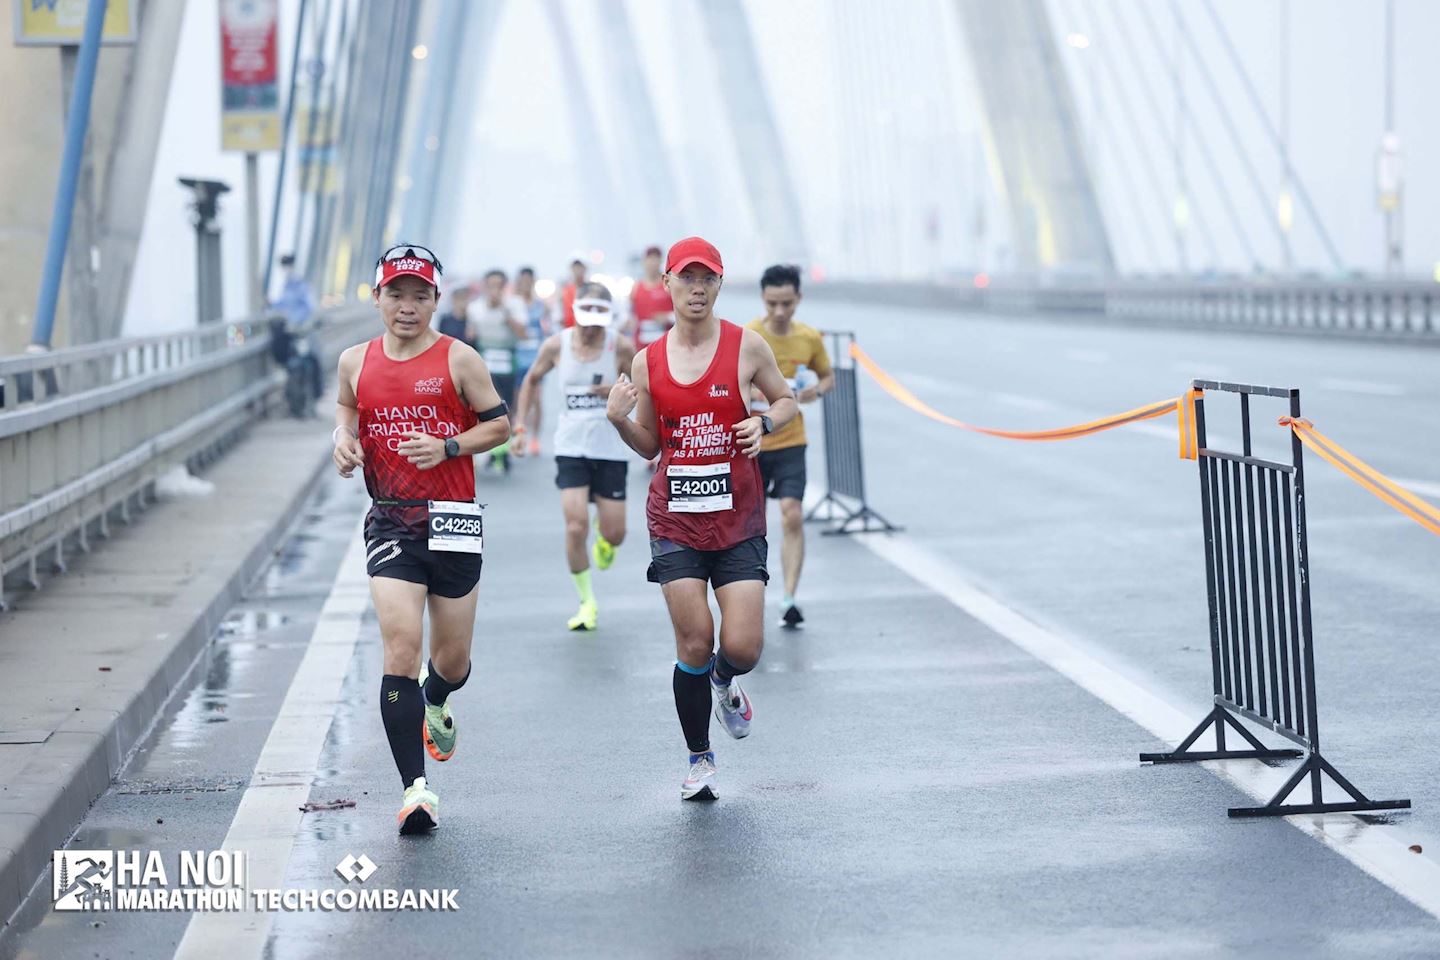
[{"xmin": 475, "ymin": 402, "xmax": 509, "ymax": 422}]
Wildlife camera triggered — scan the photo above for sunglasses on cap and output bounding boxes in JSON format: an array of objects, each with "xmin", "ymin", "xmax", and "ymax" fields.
[{"xmin": 376, "ymin": 243, "xmax": 444, "ymax": 275}]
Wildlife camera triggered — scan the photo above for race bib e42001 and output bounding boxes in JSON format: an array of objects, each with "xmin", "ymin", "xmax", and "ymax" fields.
[
  {"xmin": 428, "ymin": 500, "xmax": 484, "ymax": 553},
  {"xmin": 666, "ymin": 462, "xmax": 733, "ymax": 513}
]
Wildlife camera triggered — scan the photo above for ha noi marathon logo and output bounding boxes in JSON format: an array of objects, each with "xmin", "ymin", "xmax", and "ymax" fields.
[{"xmin": 52, "ymin": 850, "xmax": 458, "ymax": 913}]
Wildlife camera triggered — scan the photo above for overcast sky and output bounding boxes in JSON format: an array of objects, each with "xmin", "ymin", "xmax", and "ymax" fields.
[{"xmin": 125, "ymin": 0, "xmax": 1438, "ymax": 335}]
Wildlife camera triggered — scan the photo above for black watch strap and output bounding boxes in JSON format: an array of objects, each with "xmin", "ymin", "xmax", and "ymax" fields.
[{"xmin": 760, "ymin": 415, "xmax": 774, "ymax": 435}]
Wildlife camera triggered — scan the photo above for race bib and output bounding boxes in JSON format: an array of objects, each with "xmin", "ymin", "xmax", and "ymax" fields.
[
  {"xmin": 564, "ymin": 385, "xmax": 607, "ymax": 417},
  {"xmin": 638, "ymin": 318, "xmax": 668, "ymax": 345},
  {"xmin": 428, "ymin": 500, "xmax": 484, "ymax": 554},
  {"xmin": 483, "ymin": 348, "xmax": 513, "ymax": 375},
  {"xmin": 666, "ymin": 462, "xmax": 733, "ymax": 513}
]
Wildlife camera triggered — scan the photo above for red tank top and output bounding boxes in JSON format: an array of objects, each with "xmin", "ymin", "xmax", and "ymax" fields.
[
  {"xmin": 356, "ymin": 335, "xmax": 478, "ymax": 540},
  {"xmin": 645, "ymin": 320, "xmax": 765, "ymax": 550}
]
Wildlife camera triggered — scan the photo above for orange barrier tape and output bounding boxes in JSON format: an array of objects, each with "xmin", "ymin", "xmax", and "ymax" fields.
[
  {"xmin": 848, "ymin": 342, "xmax": 1201, "ymax": 459},
  {"xmin": 1280, "ymin": 417, "xmax": 1440, "ymax": 537}
]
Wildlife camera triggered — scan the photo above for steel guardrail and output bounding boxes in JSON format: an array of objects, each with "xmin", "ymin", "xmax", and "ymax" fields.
[
  {"xmin": 0, "ymin": 308, "xmax": 373, "ymax": 607},
  {"xmin": 806, "ymin": 278, "xmax": 1440, "ymax": 340}
]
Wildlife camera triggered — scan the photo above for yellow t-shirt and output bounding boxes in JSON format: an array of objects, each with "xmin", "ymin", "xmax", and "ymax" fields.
[{"xmin": 746, "ymin": 317, "xmax": 832, "ymax": 452}]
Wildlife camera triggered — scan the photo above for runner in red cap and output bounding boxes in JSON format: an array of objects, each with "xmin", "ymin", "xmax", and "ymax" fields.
[
  {"xmin": 332, "ymin": 242, "xmax": 512, "ymax": 834},
  {"xmin": 606, "ymin": 236, "xmax": 798, "ymax": 801}
]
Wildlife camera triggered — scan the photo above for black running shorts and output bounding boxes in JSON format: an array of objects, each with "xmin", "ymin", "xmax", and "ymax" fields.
[
  {"xmin": 758, "ymin": 445, "xmax": 807, "ymax": 501},
  {"xmin": 555, "ymin": 456, "xmax": 628, "ymax": 500},
  {"xmin": 646, "ymin": 536, "xmax": 769, "ymax": 587},
  {"xmin": 365, "ymin": 538, "xmax": 482, "ymax": 598}
]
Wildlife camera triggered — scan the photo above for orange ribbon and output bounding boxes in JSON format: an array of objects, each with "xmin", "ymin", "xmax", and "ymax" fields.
[
  {"xmin": 1280, "ymin": 416, "xmax": 1440, "ymax": 537},
  {"xmin": 848, "ymin": 342, "xmax": 1201, "ymax": 459}
]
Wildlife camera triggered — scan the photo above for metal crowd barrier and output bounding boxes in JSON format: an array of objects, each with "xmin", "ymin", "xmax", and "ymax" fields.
[
  {"xmin": 804, "ymin": 331, "xmax": 898, "ymax": 535},
  {"xmin": 0, "ymin": 308, "xmax": 372, "ymax": 609},
  {"xmin": 1139, "ymin": 380, "xmax": 1410, "ymax": 817}
]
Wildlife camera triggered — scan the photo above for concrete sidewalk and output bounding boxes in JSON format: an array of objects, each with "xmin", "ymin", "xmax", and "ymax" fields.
[{"xmin": 0, "ymin": 413, "xmax": 335, "ymax": 927}]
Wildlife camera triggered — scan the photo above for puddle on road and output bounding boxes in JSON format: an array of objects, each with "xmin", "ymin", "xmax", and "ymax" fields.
[{"xmin": 218, "ymin": 609, "xmax": 291, "ymax": 636}]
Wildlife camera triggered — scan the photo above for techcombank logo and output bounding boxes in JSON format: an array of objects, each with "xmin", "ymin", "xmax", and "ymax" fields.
[{"xmin": 52, "ymin": 850, "xmax": 458, "ymax": 913}]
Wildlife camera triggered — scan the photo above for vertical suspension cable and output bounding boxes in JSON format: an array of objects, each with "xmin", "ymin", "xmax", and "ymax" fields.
[
  {"xmin": 1145, "ymin": 2, "xmax": 1293, "ymax": 270},
  {"xmin": 1066, "ymin": 0, "xmax": 1196, "ymax": 270},
  {"xmin": 1199, "ymin": 0, "xmax": 1345, "ymax": 272}
]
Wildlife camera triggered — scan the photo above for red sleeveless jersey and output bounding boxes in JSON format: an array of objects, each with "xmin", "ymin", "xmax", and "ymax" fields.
[
  {"xmin": 645, "ymin": 320, "xmax": 765, "ymax": 550},
  {"xmin": 356, "ymin": 335, "xmax": 478, "ymax": 540}
]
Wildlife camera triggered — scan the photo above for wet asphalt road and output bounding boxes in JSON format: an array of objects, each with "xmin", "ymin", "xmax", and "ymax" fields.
[{"xmin": 3, "ymin": 300, "xmax": 1439, "ymax": 959}]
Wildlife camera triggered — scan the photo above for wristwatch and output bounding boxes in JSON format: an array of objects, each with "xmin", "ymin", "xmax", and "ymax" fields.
[
  {"xmin": 759, "ymin": 415, "xmax": 774, "ymax": 436},
  {"xmin": 443, "ymin": 438, "xmax": 460, "ymax": 459}
]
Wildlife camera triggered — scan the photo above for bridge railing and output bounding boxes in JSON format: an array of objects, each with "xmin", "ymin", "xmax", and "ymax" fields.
[
  {"xmin": 808, "ymin": 278, "xmax": 1440, "ymax": 339},
  {"xmin": 0, "ymin": 308, "xmax": 373, "ymax": 608}
]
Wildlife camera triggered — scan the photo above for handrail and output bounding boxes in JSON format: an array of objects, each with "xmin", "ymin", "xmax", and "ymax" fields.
[{"xmin": 0, "ymin": 307, "xmax": 374, "ymax": 608}]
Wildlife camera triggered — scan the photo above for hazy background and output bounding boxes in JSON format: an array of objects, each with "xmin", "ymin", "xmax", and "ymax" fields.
[{"xmin": 120, "ymin": 0, "xmax": 1437, "ymax": 335}]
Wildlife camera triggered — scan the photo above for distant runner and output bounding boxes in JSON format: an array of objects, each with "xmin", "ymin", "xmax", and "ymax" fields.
[
  {"xmin": 747, "ymin": 264, "xmax": 833, "ymax": 627},
  {"xmin": 515, "ymin": 283, "xmax": 635, "ymax": 630}
]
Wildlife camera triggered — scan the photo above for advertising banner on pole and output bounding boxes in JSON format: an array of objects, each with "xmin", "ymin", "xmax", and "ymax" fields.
[
  {"xmin": 12, "ymin": 0, "xmax": 136, "ymax": 45},
  {"xmin": 219, "ymin": 0, "xmax": 281, "ymax": 152}
]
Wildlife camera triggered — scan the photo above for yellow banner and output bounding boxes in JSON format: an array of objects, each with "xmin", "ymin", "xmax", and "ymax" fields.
[
  {"xmin": 222, "ymin": 112, "xmax": 281, "ymax": 153},
  {"xmin": 13, "ymin": 0, "xmax": 136, "ymax": 45}
]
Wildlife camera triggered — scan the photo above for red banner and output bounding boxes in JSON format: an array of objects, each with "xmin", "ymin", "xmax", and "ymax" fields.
[{"xmin": 219, "ymin": 0, "xmax": 280, "ymax": 150}]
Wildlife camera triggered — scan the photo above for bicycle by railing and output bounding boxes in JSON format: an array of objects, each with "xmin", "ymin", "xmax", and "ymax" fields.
[{"xmin": 0, "ymin": 308, "xmax": 373, "ymax": 608}]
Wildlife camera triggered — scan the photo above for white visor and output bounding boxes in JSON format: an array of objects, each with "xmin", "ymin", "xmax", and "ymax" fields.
[{"xmin": 574, "ymin": 297, "xmax": 613, "ymax": 326}]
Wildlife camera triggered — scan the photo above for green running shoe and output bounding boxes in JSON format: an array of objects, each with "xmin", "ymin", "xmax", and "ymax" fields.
[{"xmin": 418, "ymin": 664, "xmax": 457, "ymax": 762}]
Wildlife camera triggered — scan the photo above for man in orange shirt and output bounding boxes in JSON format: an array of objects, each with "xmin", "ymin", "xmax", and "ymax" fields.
[{"xmin": 746, "ymin": 264, "xmax": 833, "ymax": 628}]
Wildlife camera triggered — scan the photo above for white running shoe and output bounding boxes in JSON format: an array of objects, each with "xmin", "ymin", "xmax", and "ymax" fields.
[
  {"xmin": 711, "ymin": 677, "xmax": 753, "ymax": 739},
  {"xmin": 681, "ymin": 751, "xmax": 718, "ymax": 801}
]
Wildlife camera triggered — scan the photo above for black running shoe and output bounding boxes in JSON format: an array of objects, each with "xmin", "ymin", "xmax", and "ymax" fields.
[{"xmin": 780, "ymin": 604, "xmax": 804, "ymax": 629}]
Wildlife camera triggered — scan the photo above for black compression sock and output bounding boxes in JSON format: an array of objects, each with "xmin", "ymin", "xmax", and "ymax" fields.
[
  {"xmin": 673, "ymin": 663, "xmax": 713, "ymax": 754},
  {"xmin": 423, "ymin": 658, "xmax": 470, "ymax": 707},
  {"xmin": 380, "ymin": 674, "xmax": 426, "ymax": 788},
  {"xmin": 711, "ymin": 652, "xmax": 753, "ymax": 686}
]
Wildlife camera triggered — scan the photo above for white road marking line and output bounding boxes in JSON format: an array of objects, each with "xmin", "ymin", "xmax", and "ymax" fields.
[
  {"xmin": 992, "ymin": 392, "xmax": 1056, "ymax": 412},
  {"xmin": 1319, "ymin": 378, "xmax": 1407, "ymax": 398},
  {"xmin": 859, "ymin": 533, "xmax": 1440, "ymax": 921},
  {"xmin": 891, "ymin": 369, "xmax": 980, "ymax": 397},
  {"xmin": 1393, "ymin": 477, "xmax": 1440, "ymax": 501},
  {"xmin": 174, "ymin": 521, "xmax": 371, "ymax": 959}
]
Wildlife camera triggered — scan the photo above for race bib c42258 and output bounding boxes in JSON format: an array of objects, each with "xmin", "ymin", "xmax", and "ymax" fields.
[{"xmin": 428, "ymin": 500, "xmax": 484, "ymax": 554}]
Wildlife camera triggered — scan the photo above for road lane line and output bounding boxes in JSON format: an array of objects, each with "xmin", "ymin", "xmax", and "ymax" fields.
[
  {"xmin": 1319, "ymin": 378, "xmax": 1407, "ymax": 398},
  {"xmin": 859, "ymin": 533, "xmax": 1440, "ymax": 921},
  {"xmin": 174, "ymin": 521, "xmax": 370, "ymax": 959},
  {"xmin": 1394, "ymin": 477, "xmax": 1440, "ymax": 501}
]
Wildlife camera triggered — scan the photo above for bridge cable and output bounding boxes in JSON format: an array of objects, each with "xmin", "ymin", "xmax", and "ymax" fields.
[
  {"xmin": 1060, "ymin": 0, "xmax": 1211, "ymax": 269},
  {"xmin": 1149, "ymin": 1, "xmax": 1295, "ymax": 267},
  {"xmin": 1103, "ymin": 1, "xmax": 1262, "ymax": 271},
  {"xmin": 1199, "ymin": 0, "xmax": 1346, "ymax": 273}
]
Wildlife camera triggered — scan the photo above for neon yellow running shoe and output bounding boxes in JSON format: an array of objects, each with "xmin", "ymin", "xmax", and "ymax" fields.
[
  {"xmin": 592, "ymin": 532, "xmax": 616, "ymax": 571},
  {"xmin": 397, "ymin": 776, "xmax": 438, "ymax": 835},
  {"xmin": 567, "ymin": 600, "xmax": 597, "ymax": 631},
  {"xmin": 418, "ymin": 664, "xmax": 456, "ymax": 762}
]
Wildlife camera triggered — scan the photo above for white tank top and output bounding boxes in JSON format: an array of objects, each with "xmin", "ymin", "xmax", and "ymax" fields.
[{"xmin": 553, "ymin": 328, "xmax": 630, "ymax": 461}]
